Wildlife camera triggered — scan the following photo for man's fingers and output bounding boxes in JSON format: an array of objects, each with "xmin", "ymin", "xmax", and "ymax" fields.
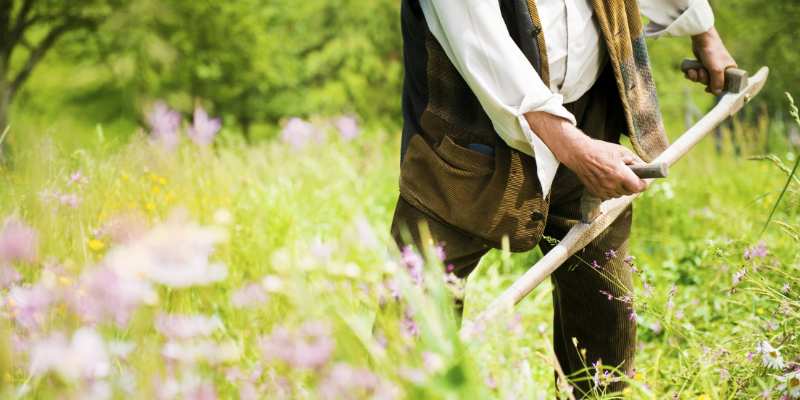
[
  {"xmin": 619, "ymin": 167, "xmax": 647, "ymax": 194},
  {"xmin": 708, "ymin": 66, "xmax": 725, "ymax": 95},
  {"xmin": 697, "ymin": 68, "xmax": 709, "ymax": 85},
  {"xmin": 686, "ymin": 69, "xmax": 698, "ymax": 82}
]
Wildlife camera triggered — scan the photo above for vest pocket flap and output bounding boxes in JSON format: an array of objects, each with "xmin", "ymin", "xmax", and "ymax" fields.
[
  {"xmin": 399, "ymin": 134, "xmax": 546, "ymax": 252},
  {"xmin": 436, "ymin": 136, "xmax": 494, "ymax": 174}
]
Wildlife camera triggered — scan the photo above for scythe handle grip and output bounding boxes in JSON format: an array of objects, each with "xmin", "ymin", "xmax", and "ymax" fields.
[
  {"xmin": 680, "ymin": 59, "xmax": 749, "ymax": 94},
  {"xmin": 630, "ymin": 163, "xmax": 668, "ymax": 179}
]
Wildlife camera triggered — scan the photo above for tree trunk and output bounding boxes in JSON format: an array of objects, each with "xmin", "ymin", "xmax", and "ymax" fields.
[
  {"xmin": 0, "ymin": 78, "xmax": 10, "ymax": 163},
  {"xmin": 239, "ymin": 115, "xmax": 252, "ymax": 144}
]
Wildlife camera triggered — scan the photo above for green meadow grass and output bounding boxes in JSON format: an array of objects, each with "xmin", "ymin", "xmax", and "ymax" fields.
[{"xmin": 0, "ymin": 111, "xmax": 798, "ymax": 399}]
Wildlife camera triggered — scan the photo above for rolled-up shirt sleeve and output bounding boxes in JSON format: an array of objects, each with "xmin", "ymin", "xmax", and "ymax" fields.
[
  {"xmin": 640, "ymin": 0, "xmax": 715, "ymax": 37},
  {"xmin": 419, "ymin": 0, "xmax": 572, "ymax": 197}
]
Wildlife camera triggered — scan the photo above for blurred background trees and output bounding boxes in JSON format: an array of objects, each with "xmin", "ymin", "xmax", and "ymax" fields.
[{"xmin": 2, "ymin": 0, "xmax": 798, "ymax": 145}]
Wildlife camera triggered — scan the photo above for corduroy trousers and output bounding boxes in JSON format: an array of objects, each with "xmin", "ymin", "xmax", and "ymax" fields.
[{"xmin": 391, "ymin": 78, "xmax": 636, "ymax": 396}]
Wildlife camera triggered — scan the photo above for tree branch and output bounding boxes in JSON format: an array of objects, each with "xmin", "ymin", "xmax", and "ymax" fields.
[{"xmin": 8, "ymin": 20, "xmax": 79, "ymax": 98}]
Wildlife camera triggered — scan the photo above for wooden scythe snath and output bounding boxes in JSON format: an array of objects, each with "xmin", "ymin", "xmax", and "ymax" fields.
[{"xmin": 463, "ymin": 64, "xmax": 770, "ymax": 334}]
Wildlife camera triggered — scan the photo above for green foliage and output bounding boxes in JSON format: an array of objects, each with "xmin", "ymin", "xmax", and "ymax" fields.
[{"xmin": 65, "ymin": 0, "xmax": 401, "ymax": 138}]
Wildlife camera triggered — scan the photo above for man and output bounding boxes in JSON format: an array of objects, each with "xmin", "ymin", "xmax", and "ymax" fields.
[{"xmin": 391, "ymin": 0, "xmax": 735, "ymax": 394}]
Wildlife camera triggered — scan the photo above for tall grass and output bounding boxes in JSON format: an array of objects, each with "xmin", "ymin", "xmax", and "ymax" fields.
[{"xmin": 0, "ymin": 105, "xmax": 798, "ymax": 399}]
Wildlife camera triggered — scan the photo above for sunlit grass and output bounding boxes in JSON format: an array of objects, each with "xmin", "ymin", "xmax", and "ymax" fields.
[{"xmin": 0, "ymin": 114, "xmax": 798, "ymax": 398}]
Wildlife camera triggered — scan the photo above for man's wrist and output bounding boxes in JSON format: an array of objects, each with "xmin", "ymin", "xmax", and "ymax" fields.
[
  {"xmin": 524, "ymin": 111, "xmax": 590, "ymax": 166},
  {"xmin": 691, "ymin": 26, "xmax": 719, "ymax": 47}
]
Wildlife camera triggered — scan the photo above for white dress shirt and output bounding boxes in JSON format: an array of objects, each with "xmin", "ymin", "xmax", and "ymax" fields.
[{"xmin": 419, "ymin": 0, "xmax": 715, "ymax": 196}]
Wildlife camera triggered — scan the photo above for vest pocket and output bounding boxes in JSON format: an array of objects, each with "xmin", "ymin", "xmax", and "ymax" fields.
[{"xmin": 399, "ymin": 133, "xmax": 547, "ymax": 252}]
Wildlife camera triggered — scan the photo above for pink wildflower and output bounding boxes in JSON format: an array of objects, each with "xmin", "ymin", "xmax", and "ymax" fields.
[
  {"xmin": 70, "ymin": 267, "xmax": 157, "ymax": 327},
  {"xmin": 68, "ymin": 171, "xmax": 88, "ymax": 186},
  {"xmin": 318, "ymin": 363, "xmax": 398, "ymax": 400},
  {"xmin": 103, "ymin": 211, "xmax": 228, "ymax": 288},
  {"xmin": 259, "ymin": 322, "xmax": 334, "ymax": 369},
  {"xmin": 7, "ymin": 284, "xmax": 54, "ymax": 329},
  {"xmin": 604, "ymin": 249, "xmax": 617, "ymax": 260},
  {"xmin": 334, "ymin": 115, "xmax": 360, "ymax": 140},
  {"xmin": 155, "ymin": 313, "xmax": 223, "ymax": 339},
  {"xmin": 744, "ymin": 242, "xmax": 768, "ymax": 260},
  {"xmin": 231, "ymin": 283, "xmax": 269, "ymax": 309},
  {"xmin": 0, "ymin": 265, "xmax": 21, "ymax": 288},
  {"xmin": 187, "ymin": 106, "xmax": 221, "ymax": 146},
  {"xmin": 401, "ymin": 246, "xmax": 424, "ymax": 285},
  {"xmin": 147, "ymin": 101, "xmax": 182, "ymax": 151},
  {"xmin": 0, "ymin": 216, "xmax": 38, "ymax": 263},
  {"xmin": 281, "ymin": 118, "xmax": 319, "ymax": 149},
  {"xmin": 28, "ymin": 328, "xmax": 110, "ymax": 381}
]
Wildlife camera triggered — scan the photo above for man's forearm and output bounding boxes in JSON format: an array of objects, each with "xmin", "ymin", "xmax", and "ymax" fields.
[{"xmin": 524, "ymin": 112, "xmax": 589, "ymax": 167}]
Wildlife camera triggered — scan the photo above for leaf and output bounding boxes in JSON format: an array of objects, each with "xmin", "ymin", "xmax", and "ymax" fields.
[{"xmin": 761, "ymin": 93, "xmax": 800, "ymax": 235}]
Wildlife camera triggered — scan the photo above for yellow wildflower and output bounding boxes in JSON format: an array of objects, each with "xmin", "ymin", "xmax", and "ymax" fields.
[
  {"xmin": 145, "ymin": 202, "xmax": 156, "ymax": 212},
  {"xmin": 151, "ymin": 185, "xmax": 161, "ymax": 195},
  {"xmin": 88, "ymin": 239, "xmax": 106, "ymax": 252},
  {"xmin": 697, "ymin": 394, "xmax": 710, "ymax": 400},
  {"xmin": 58, "ymin": 276, "xmax": 73, "ymax": 286}
]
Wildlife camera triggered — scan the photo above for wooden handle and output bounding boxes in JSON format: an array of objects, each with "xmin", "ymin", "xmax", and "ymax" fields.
[
  {"xmin": 630, "ymin": 163, "xmax": 668, "ymax": 179},
  {"xmin": 680, "ymin": 59, "xmax": 749, "ymax": 94}
]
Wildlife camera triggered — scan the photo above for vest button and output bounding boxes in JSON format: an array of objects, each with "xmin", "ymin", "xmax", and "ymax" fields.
[{"xmin": 530, "ymin": 26, "xmax": 541, "ymax": 37}]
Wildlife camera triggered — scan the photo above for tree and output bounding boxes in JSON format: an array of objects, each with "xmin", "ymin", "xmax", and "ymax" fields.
[
  {"xmin": 0, "ymin": 0, "xmax": 119, "ymax": 137},
  {"xmin": 84, "ymin": 0, "xmax": 401, "ymax": 140}
]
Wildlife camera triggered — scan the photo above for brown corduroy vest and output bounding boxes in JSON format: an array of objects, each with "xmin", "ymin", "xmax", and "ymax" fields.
[{"xmin": 398, "ymin": 0, "xmax": 668, "ymax": 251}]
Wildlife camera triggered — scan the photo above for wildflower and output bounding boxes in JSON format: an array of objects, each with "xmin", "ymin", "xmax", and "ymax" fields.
[
  {"xmin": 422, "ymin": 352, "xmax": 445, "ymax": 373},
  {"xmin": 590, "ymin": 260, "xmax": 601, "ymax": 270},
  {"xmin": 231, "ymin": 283, "xmax": 268, "ymax": 309},
  {"xmin": 88, "ymin": 238, "xmax": 106, "ymax": 252},
  {"xmin": 782, "ymin": 283, "xmax": 791, "ymax": 294},
  {"xmin": 187, "ymin": 105, "xmax": 221, "ymax": 146},
  {"xmin": 604, "ymin": 249, "xmax": 617, "ymax": 260},
  {"xmin": 649, "ymin": 321, "xmax": 662, "ymax": 334},
  {"xmin": 756, "ymin": 340, "xmax": 785, "ymax": 370},
  {"xmin": 147, "ymin": 101, "xmax": 182, "ymax": 151},
  {"xmin": 318, "ymin": 363, "xmax": 398, "ymax": 400},
  {"xmin": 280, "ymin": 117, "xmax": 319, "ymax": 149},
  {"xmin": 401, "ymin": 308, "xmax": 420, "ymax": 339},
  {"xmin": 744, "ymin": 242, "xmax": 768, "ymax": 260},
  {"xmin": 103, "ymin": 212, "xmax": 228, "ymax": 288},
  {"xmin": 353, "ymin": 217, "xmax": 379, "ymax": 249},
  {"xmin": 433, "ymin": 244, "xmax": 446, "ymax": 262},
  {"xmin": 7, "ymin": 284, "xmax": 55, "ymax": 329},
  {"xmin": 28, "ymin": 328, "xmax": 110, "ymax": 381},
  {"xmin": 667, "ymin": 284, "xmax": 677, "ymax": 309},
  {"xmin": 261, "ymin": 275, "xmax": 284, "ymax": 293},
  {"xmin": 58, "ymin": 193, "xmax": 81, "ymax": 208},
  {"xmin": 0, "ymin": 216, "xmax": 38, "ymax": 263},
  {"xmin": 310, "ymin": 238, "xmax": 334, "ymax": 264},
  {"xmin": 401, "ymin": 246, "xmax": 424, "ymax": 285},
  {"xmin": 69, "ymin": 267, "xmax": 157, "ymax": 327},
  {"xmin": 155, "ymin": 314, "xmax": 223, "ymax": 339},
  {"xmin": 161, "ymin": 340, "xmax": 240, "ymax": 364},
  {"xmin": 628, "ymin": 308, "xmax": 638, "ymax": 322},
  {"xmin": 68, "ymin": 171, "xmax": 88, "ymax": 186},
  {"xmin": 599, "ymin": 289, "xmax": 614, "ymax": 301},
  {"xmin": 777, "ymin": 370, "xmax": 800, "ymax": 399},
  {"xmin": 0, "ymin": 265, "xmax": 21, "ymax": 288},
  {"xmin": 623, "ymin": 255, "xmax": 636, "ymax": 266},
  {"xmin": 642, "ymin": 279, "xmax": 654, "ymax": 297},
  {"xmin": 334, "ymin": 115, "xmax": 360, "ymax": 140},
  {"xmin": 259, "ymin": 322, "xmax": 334, "ymax": 369},
  {"xmin": 732, "ymin": 268, "xmax": 747, "ymax": 286}
]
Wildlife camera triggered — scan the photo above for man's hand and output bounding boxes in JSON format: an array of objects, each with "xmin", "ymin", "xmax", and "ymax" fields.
[
  {"xmin": 686, "ymin": 27, "xmax": 737, "ymax": 95},
  {"xmin": 525, "ymin": 112, "xmax": 647, "ymax": 200}
]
